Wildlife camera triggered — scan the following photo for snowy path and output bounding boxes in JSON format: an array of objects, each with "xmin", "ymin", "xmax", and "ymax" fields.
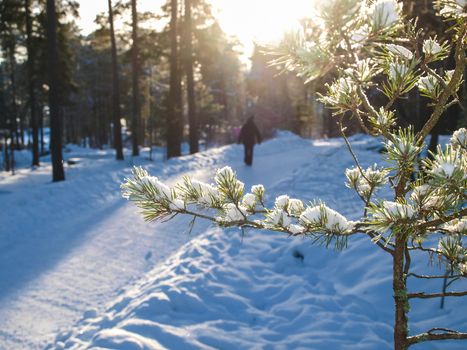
[
  {"xmin": 46, "ymin": 134, "xmax": 466, "ymax": 350},
  {"xmin": 0, "ymin": 201, "xmax": 188, "ymax": 350},
  {"xmin": 0, "ymin": 135, "xmax": 326, "ymax": 350}
]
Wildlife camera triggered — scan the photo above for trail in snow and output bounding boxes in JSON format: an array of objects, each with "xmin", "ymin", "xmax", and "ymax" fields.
[
  {"xmin": 49, "ymin": 133, "xmax": 467, "ymax": 350},
  {"xmin": 0, "ymin": 134, "xmax": 327, "ymax": 350},
  {"xmin": 1, "ymin": 133, "xmax": 465, "ymax": 350}
]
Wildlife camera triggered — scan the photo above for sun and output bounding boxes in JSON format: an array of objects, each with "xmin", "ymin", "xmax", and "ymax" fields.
[
  {"xmin": 211, "ymin": 0, "xmax": 314, "ymax": 51},
  {"xmin": 77, "ymin": 0, "xmax": 314, "ymax": 57}
]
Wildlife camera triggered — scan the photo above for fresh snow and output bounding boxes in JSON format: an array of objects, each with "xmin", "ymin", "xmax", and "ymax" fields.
[{"xmin": 0, "ymin": 132, "xmax": 466, "ymax": 349}]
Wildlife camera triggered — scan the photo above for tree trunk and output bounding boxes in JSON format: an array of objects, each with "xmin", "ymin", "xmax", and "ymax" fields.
[
  {"xmin": 26, "ymin": 0, "xmax": 40, "ymax": 166},
  {"xmin": 19, "ymin": 108, "xmax": 25, "ymax": 147},
  {"xmin": 46, "ymin": 0, "xmax": 65, "ymax": 181},
  {"xmin": 92, "ymin": 98, "xmax": 99, "ymax": 148},
  {"xmin": 39, "ymin": 102, "xmax": 45, "ymax": 154},
  {"xmin": 8, "ymin": 46, "xmax": 20, "ymax": 148},
  {"xmin": 428, "ymin": 131, "xmax": 439, "ymax": 158},
  {"xmin": 167, "ymin": 0, "xmax": 183, "ymax": 159},
  {"xmin": 10, "ymin": 132, "xmax": 15, "ymax": 175},
  {"xmin": 108, "ymin": 0, "xmax": 124, "ymax": 160},
  {"xmin": 131, "ymin": 0, "xmax": 140, "ymax": 156},
  {"xmin": 184, "ymin": 0, "xmax": 198, "ymax": 154},
  {"xmin": 393, "ymin": 235, "xmax": 409, "ymax": 350},
  {"xmin": 0, "ymin": 66, "xmax": 7, "ymax": 171},
  {"xmin": 4, "ymin": 137, "xmax": 10, "ymax": 172}
]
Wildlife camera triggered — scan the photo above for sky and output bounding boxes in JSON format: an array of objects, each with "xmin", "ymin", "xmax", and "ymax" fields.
[{"xmin": 77, "ymin": 0, "xmax": 313, "ymax": 56}]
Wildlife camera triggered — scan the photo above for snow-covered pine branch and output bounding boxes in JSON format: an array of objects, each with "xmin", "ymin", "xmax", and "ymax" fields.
[{"xmin": 122, "ymin": 165, "xmax": 362, "ymax": 250}]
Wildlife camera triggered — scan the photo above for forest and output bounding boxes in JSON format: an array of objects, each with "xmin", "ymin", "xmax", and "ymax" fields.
[
  {"xmin": 1, "ymin": 1, "xmax": 467, "ymax": 349},
  {"xmin": 1, "ymin": 0, "xmax": 465, "ymax": 181}
]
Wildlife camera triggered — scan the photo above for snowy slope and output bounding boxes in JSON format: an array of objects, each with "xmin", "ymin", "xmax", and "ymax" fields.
[{"xmin": 1, "ymin": 132, "xmax": 466, "ymax": 350}]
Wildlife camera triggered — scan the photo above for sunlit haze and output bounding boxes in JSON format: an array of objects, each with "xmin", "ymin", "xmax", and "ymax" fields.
[{"xmin": 77, "ymin": 0, "xmax": 313, "ymax": 56}]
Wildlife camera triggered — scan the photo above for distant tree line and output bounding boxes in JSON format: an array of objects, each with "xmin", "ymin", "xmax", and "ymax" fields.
[
  {"xmin": 1, "ymin": 0, "xmax": 465, "ymax": 181},
  {"xmin": 0, "ymin": 0, "xmax": 247, "ymax": 181}
]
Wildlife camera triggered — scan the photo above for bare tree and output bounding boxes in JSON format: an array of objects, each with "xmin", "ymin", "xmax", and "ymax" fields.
[
  {"xmin": 108, "ymin": 0, "xmax": 124, "ymax": 160},
  {"xmin": 25, "ymin": 0, "xmax": 39, "ymax": 166},
  {"xmin": 166, "ymin": 0, "xmax": 183, "ymax": 159},
  {"xmin": 131, "ymin": 0, "xmax": 140, "ymax": 156},
  {"xmin": 46, "ymin": 0, "xmax": 65, "ymax": 181},
  {"xmin": 184, "ymin": 0, "xmax": 198, "ymax": 154}
]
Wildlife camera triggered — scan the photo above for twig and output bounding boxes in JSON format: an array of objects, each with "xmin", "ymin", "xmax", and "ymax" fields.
[
  {"xmin": 356, "ymin": 86, "xmax": 394, "ymax": 141},
  {"xmin": 367, "ymin": 231, "xmax": 394, "ymax": 254},
  {"xmin": 407, "ymin": 245, "xmax": 438, "ymax": 254},
  {"xmin": 408, "ymin": 328, "xmax": 467, "ymax": 345},
  {"xmin": 338, "ymin": 119, "xmax": 371, "ymax": 188},
  {"xmin": 428, "ymin": 328, "xmax": 462, "ymax": 334},
  {"xmin": 416, "ymin": 207, "xmax": 467, "ymax": 230},
  {"xmin": 407, "ymin": 290, "xmax": 467, "ymax": 299},
  {"xmin": 404, "ymin": 245, "xmax": 411, "ymax": 276},
  {"xmin": 406, "ymin": 273, "xmax": 463, "ymax": 279},
  {"xmin": 354, "ymin": 111, "xmax": 374, "ymax": 135}
]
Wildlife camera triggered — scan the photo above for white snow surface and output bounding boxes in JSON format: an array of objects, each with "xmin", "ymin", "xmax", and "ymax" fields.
[{"xmin": 0, "ymin": 132, "xmax": 466, "ymax": 350}]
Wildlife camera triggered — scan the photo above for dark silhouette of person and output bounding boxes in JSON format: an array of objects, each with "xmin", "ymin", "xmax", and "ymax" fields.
[{"xmin": 238, "ymin": 116, "xmax": 261, "ymax": 166}]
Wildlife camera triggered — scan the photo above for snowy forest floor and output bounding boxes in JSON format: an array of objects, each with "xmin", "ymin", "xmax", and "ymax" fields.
[{"xmin": 0, "ymin": 132, "xmax": 466, "ymax": 350}]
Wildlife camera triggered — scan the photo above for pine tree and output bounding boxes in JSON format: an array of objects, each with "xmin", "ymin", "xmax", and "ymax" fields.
[
  {"xmin": 108, "ymin": 0, "xmax": 124, "ymax": 160},
  {"xmin": 122, "ymin": 1, "xmax": 467, "ymax": 349},
  {"xmin": 184, "ymin": 0, "xmax": 198, "ymax": 154},
  {"xmin": 131, "ymin": 0, "xmax": 140, "ymax": 156},
  {"xmin": 166, "ymin": 0, "xmax": 183, "ymax": 159},
  {"xmin": 25, "ymin": 0, "xmax": 40, "ymax": 166},
  {"xmin": 46, "ymin": 0, "xmax": 65, "ymax": 181}
]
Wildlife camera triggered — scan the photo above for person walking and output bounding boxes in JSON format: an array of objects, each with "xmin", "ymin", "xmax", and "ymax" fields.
[{"xmin": 238, "ymin": 116, "xmax": 262, "ymax": 166}]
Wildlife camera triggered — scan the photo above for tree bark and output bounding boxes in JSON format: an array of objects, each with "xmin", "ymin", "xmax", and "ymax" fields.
[
  {"xmin": 0, "ymin": 67, "xmax": 8, "ymax": 171},
  {"xmin": 108, "ymin": 0, "xmax": 124, "ymax": 160},
  {"xmin": 8, "ymin": 46, "xmax": 20, "ymax": 148},
  {"xmin": 167, "ymin": 0, "xmax": 183, "ymax": 159},
  {"xmin": 393, "ymin": 235, "xmax": 409, "ymax": 350},
  {"xmin": 131, "ymin": 0, "xmax": 140, "ymax": 156},
  {"xmin": 46, "ymin": 0, "xmax": 65, "ymax": 181},
  {"xmin": 184, "ymin": 0, "xmax": 198, "ymax": 154},
  {"xmin": 3, "ymin": 137, "xmax": 10, "ymax": 172},
  {"xmin": 39, "ymin": 101, "xmax": 45, "ymax": 154},
  {"xmin": 25, "ymin": 0, "xmax": 40, "ymax": 166}
]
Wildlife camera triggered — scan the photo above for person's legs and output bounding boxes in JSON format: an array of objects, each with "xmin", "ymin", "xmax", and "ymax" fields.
[
  {"xmin": 246, "ymin": 145, "xmax": 253, "ymax": 165},
  {"xmin": 244, "ymin": 145, "xmax": 248, "ymax": 164}
]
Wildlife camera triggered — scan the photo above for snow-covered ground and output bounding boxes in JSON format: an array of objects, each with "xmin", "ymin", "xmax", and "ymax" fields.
[{"xmin": 0, "ymin": 132, "xmax": 466, "ymax": 350}]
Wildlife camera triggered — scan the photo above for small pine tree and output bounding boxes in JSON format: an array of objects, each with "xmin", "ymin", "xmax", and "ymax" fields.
[{"xmin": 122, "ymin": 1, "xmax": 467, "ymax": 349}]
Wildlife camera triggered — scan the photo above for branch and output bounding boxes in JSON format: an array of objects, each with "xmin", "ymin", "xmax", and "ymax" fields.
[
  {"xmin": 176, "ymin": 207, "xmax": 368, "ymax": 240},
  {"xmin": 408, "ymin": 328, "xmax": 467, "ymax": 345},
  {"xmin": 404, "ymin": 244, "xmax": 411, "ymax": 276},
  {"xmin": 338, "ymin": 119, "xmax": 372, "ymax": 207},
  {"xmin": 421, "ymin": 61, "xmax": 463, "ymax": 108},
  {"xmin": 416, "ymin": 27, "xmax": 467, "ymax": 143},
  {"xmin": 421, "ymin": 62, "xmax": 448, "ymax": 90},
  {"xmin": 407, "ymin": 290, "xmax": 467, "ymax": 299},
  {"xmin": 407, "ymin": 243, "xmax": 463, "ymax": 265},
  {"xmin": 407, "ymin": 245, "xmax": 438, "ymax": 255},
  {"xmin": 416, "ymin": 207, "xmax": 467, "ymax": 230},
  {"xmin": 339, "ymin": 119, "xmax": 368, "ymax": 181},
  {"xmin": 356, "ymin": 86, "xmax": 394, "ymax": 141},
  {"xmin": 366, "ymin": 231, "xmax": 394, "ymax": 254},
  {"xmin": 407, "ymin": 273, "xmax": 464, "ymax": 279},
  {"xmin": 354, "ymin": 110, "xmax": 374, "ymax": 135},
  {"xmin": 443, "ymin": 98, "xmax": 460, "ymax": 111}
]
